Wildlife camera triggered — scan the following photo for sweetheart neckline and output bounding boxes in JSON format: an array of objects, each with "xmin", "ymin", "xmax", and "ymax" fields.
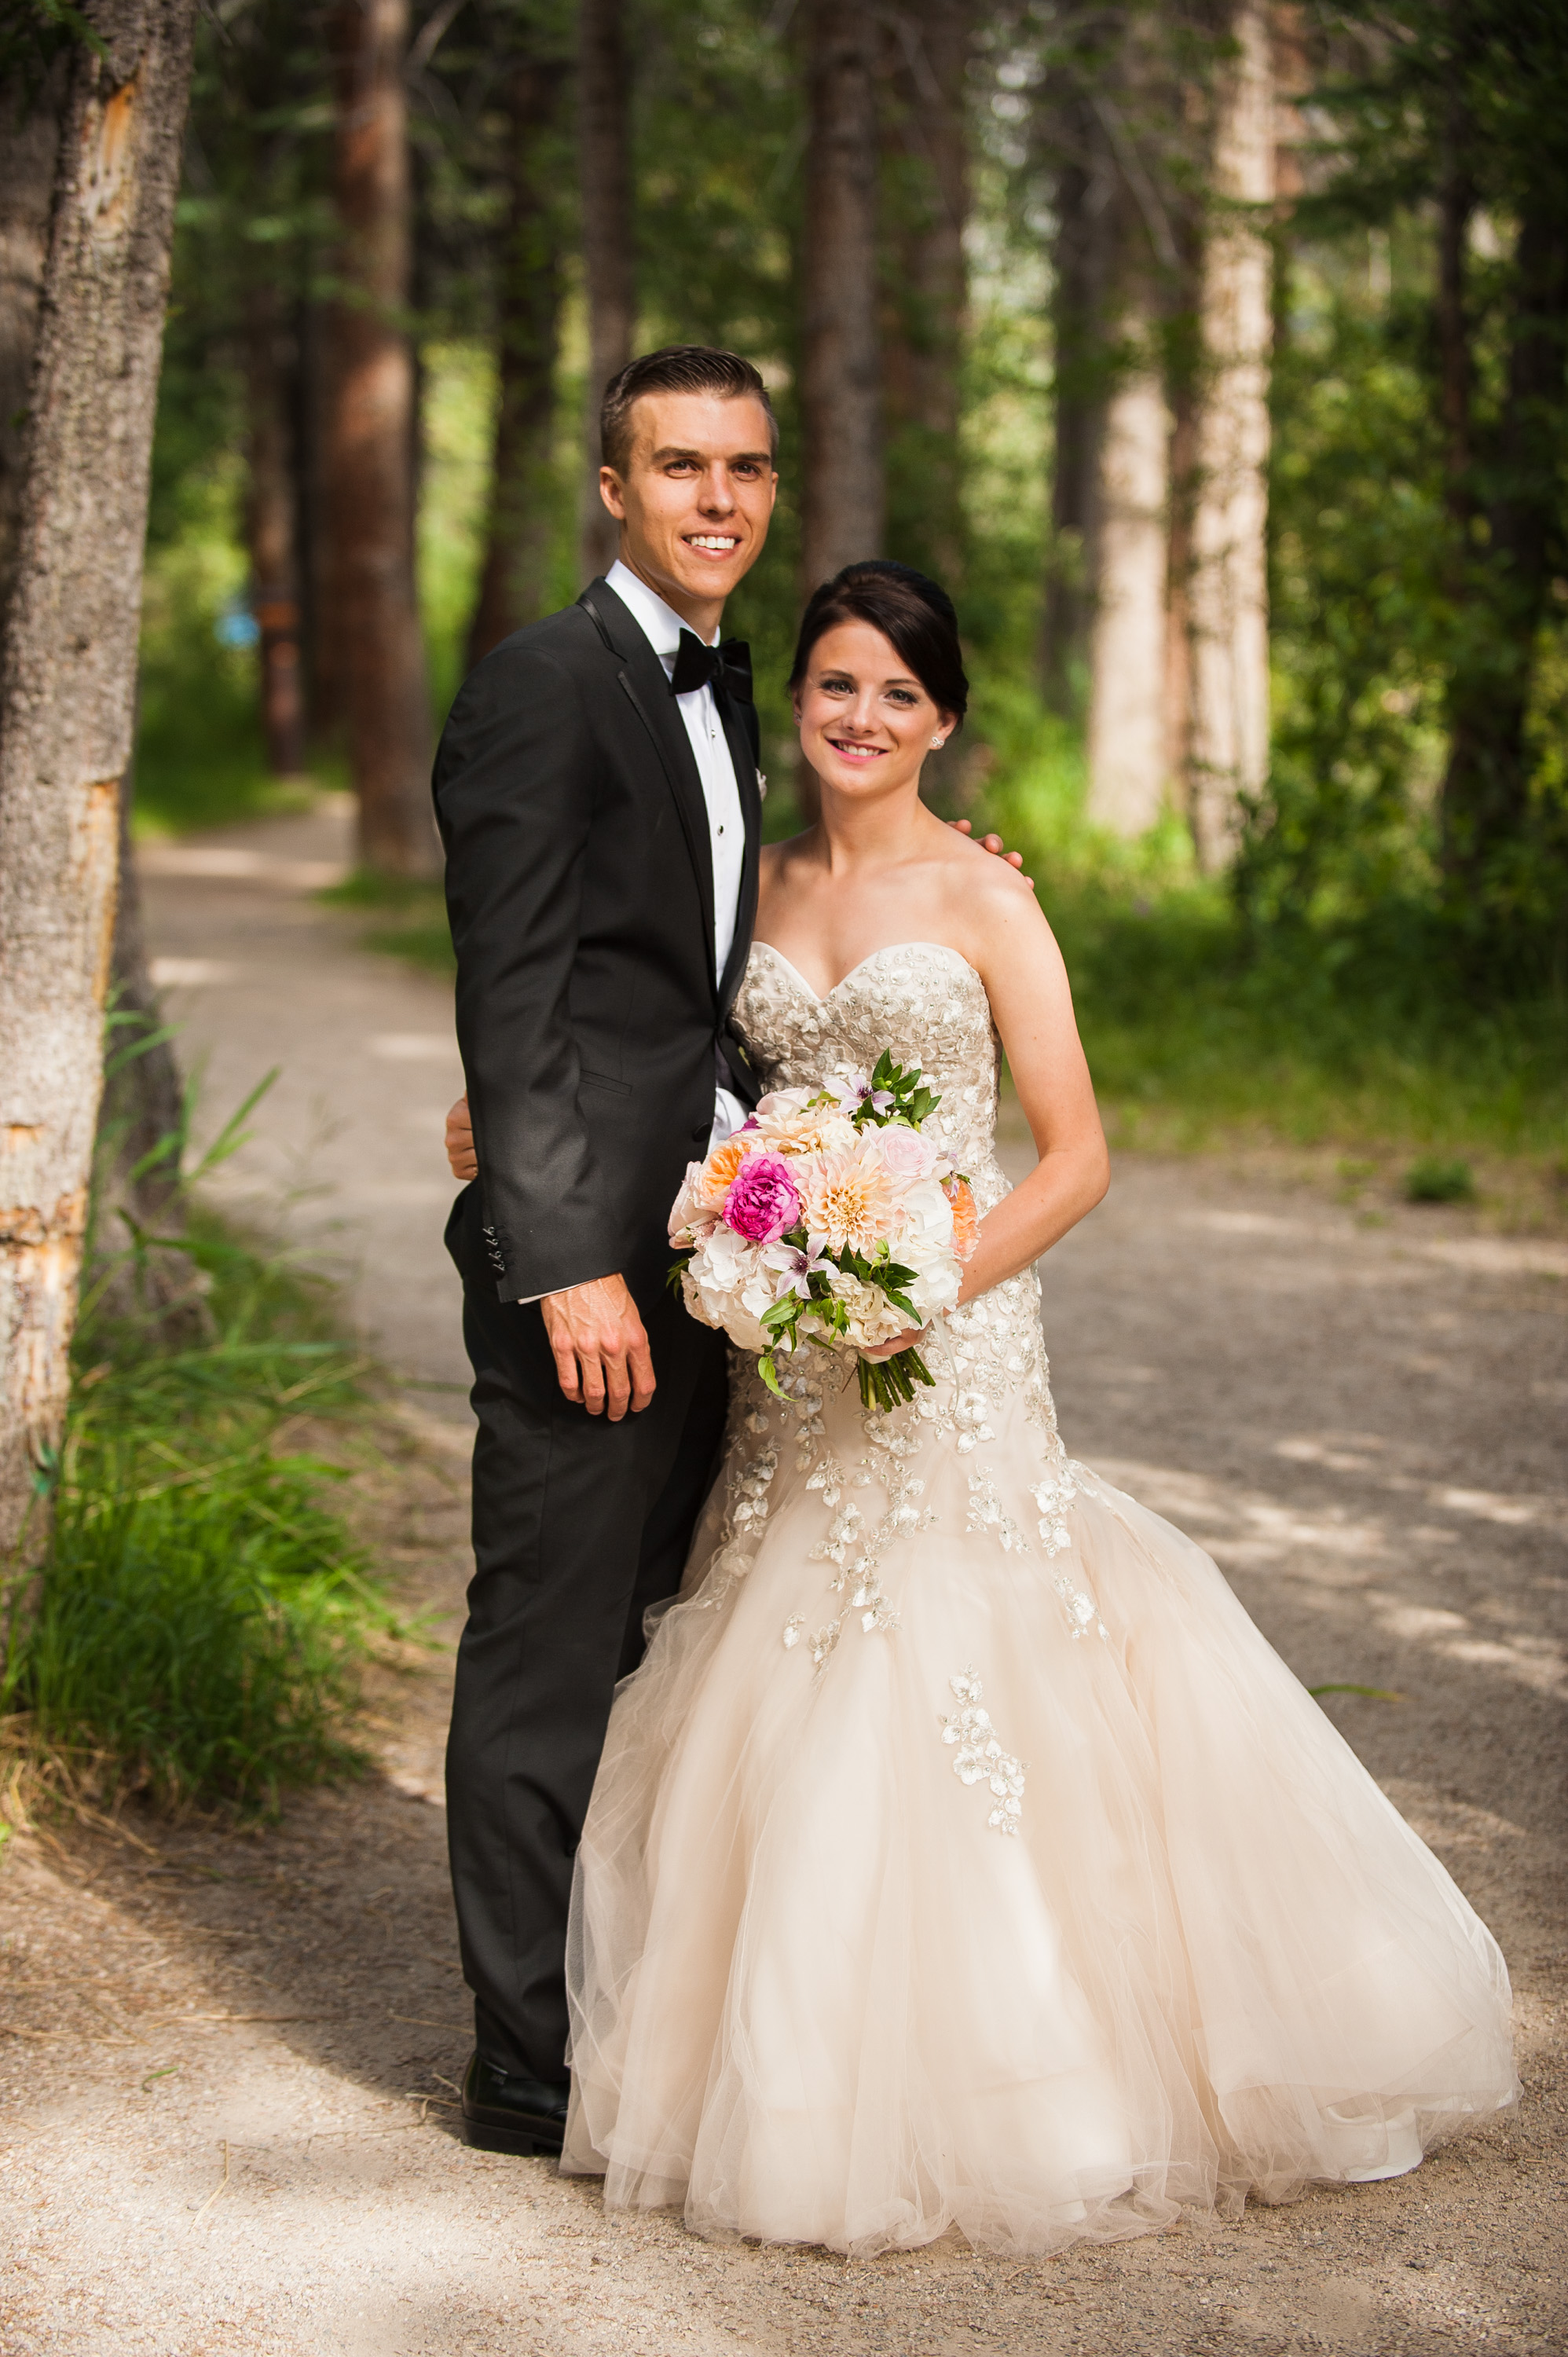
[{"xmin": 748, "ymin": 939, "xmax": 983, "ymax": 1007}]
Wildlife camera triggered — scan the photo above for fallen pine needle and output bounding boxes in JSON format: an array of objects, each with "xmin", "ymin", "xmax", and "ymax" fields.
[{"xmin": 191, "ymin": 2139, "xmax": 230, "ymax": 2226}]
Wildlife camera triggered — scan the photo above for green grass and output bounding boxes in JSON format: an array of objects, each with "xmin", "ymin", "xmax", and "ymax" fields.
[
  {"xmin": 2, "ymin": 1209, "xmax": 402, "ymax": 1820},
  {"xmin": 318, "ymin": 871, "xmax": 456, "ymax": 977},
  {"xmin": 1403, "ymin": 1156, "xmax": 1478, "ymax": 1204}
]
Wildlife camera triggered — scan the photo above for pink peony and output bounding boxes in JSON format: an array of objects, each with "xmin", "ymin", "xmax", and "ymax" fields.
[{"xmin": 722, "ymin": 1153, "xmax": 802, "ymax": 1245}]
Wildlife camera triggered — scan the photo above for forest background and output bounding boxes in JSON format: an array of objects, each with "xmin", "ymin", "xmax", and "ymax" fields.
[
  {"xmin": 0, "ymin": 0, "xmax": 1565, "ymax": 1815},
  {"xmin": 98, "ymin": 0, "xmax": 1568, "ymax": 1168}
]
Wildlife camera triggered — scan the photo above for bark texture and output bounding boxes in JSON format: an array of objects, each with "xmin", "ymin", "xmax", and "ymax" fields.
[
  {"xmin": 1039, "ymin": 34, "xmax": 1123, "ymax": 718},
  {"xmin": 470, "ymin": 56, "xmax": 568, "ymax": 665},
  {"xmin": 324, "ymin": 0, "xmax": 438, "ymax": 878},
  {"xmin": 577, "ymin": 0, "xmax": 634, "ymax": 585},
  {"xmin": 1184, "ymin": 0, "xmax": 1274, "ymax": 871},
  {"xmin": 244, "ymin": 278, "xmax": 306, "ymax": 775},
  {"xmin": 91, "ymin": 735, "xmax": 208, "ymax": 1340},
  {"xmin": 1085, "ymin": 358, "xmax": 1171, "ymax": 834},
  {"xmin": 800, "ymin": 0, "xmax": 884, "ymax": 595},
  {"xmin": 881, "ymin": 0, "xmax": 970, "ymax": 588},
  {"xmin": 0, "ymin": 62, "xmax": 66, "ymax": 636},
  {"xmin": 0, "ymin": 0, "xmax": 200, "ymax": 1557},
  {"xmin": 1440, "ymin": 193, "xmax": 1568, "ymax": 888}
]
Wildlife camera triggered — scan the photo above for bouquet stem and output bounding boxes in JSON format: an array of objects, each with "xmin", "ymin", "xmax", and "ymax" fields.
[{"xmin": 858, "ymin": 1347, "xmax": 936, "ymax": 1414}]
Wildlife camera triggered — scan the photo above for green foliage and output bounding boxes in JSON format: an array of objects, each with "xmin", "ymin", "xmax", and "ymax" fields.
[
  {"xmin": 1240, "ymin": 0, "xmax": 1568, "ymax": 954},
  {"xmin": 1403, "ymin": 1156, "xmax": 1477, "ymax": 1204},
  {"xmin": 2, "ymin": 1213, "xmax": 396, "ymax": 1819}
]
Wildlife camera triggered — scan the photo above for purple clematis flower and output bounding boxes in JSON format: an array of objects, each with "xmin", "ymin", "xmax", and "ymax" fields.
[
  {"xmin": 761, "ymin": 1240, "xmax": 832, "ymax": 1299},
  {"xmin": 825, "ymin": 1069, "xmax": 894, "ymax": 1116}
]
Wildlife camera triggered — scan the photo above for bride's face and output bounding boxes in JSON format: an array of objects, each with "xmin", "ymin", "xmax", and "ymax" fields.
[{"xmin": 793, "ymin": 621, "xmax": 954, "ymax": 806}]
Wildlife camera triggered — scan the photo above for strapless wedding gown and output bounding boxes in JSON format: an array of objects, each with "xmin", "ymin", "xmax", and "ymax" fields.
[{"xmin": 562, "ymin": 941, "xmax": 1517, "ymax": 2256}]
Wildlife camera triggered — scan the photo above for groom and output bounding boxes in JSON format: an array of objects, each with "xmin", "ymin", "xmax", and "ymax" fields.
[{"xmin": 435, "ymin": 346, "xmax": 778, "ymax": 2155}]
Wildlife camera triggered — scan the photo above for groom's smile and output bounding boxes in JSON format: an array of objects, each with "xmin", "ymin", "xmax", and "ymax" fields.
[{"xmin": 599, "ymin": 387, "xmax": 779, "ymax": 638}]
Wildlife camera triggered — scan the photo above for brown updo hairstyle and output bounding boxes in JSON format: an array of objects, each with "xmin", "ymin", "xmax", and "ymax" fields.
[{"xmin": 788, "ymin": 559, "xmax": 969, "ymax": 730}]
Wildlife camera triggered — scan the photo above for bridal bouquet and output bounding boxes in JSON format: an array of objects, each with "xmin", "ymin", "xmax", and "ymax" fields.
[{"xmin": 669, "ymin": 1052, "xmax": 979, "ymax": 1413}]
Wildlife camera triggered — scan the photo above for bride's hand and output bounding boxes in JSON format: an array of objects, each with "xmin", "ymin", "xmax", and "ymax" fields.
[
  {"xmin": 445, "ymin": 1094, "xmax": 478, "ymax": 1181},
  {"xmin": 949, "ymin": 818, "xmax": 1032, "ymax": 889},
  {"xmin": 862, "ymin": 1325, "xmax": 928, "ymax": 1362}
]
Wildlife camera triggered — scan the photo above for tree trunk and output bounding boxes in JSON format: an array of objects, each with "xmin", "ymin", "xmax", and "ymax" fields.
[
  {"xmin": 469, "ymin": 57, "xmax": 569, "ymax": 666},
  {"xmin": 1085, "ymin": 354, "xmax": 1171, "ymax": 835},
  {"xmin": 1041, "ymin": 121, "xmax": 1115, "ymax": 718},
  {"xmin": 800, "ymin": 0, "xmax": 884, "ymax": 596},
  {"xmin": 1440, "ymin": 192, "xmax": 1568, "ymax": 889},
  {"xmin": 881, "ymin": 0, "xmax": 970, "ymax": 588},
  {"xmin": 577, "ymin": 0, "xmax": 634, "ymax": 585},
  {"xmin": 244, "ymin": 277, "xmax": 306, "ymax": 776},
  {"xmin": 90, "ymin": 730, "xmax": 210, "ymax": 1340},
  {"xmin": 0, "ymin": 0, "xmax": 200, "ymax": 1560},
  {"xmin": 798, "ymin": 0, "xmax": 883, "ymax": 823},
  {"xmin": 0, "ymin": 64, "xmax": 67, "ymax": 643},
  {"xmin": 324, "ymin": 0, "xmax": 438, "ymax": 879},
  {"xmin": 1184, "ymin": 0, "xmax": 1274, "ymax": 871}
]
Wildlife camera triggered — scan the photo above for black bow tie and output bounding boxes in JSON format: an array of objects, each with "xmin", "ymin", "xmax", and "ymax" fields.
[{"xmin": 669, "ymin": 629, "xmax": 752, "ymax": 703}]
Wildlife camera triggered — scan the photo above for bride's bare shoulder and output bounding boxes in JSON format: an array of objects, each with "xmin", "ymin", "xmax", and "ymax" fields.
[{"xmin": 930, "ymin": 819, "xmax": 1042, "ymax": 922}]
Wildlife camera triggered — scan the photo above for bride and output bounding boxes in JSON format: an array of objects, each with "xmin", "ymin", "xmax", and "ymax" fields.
[{"xmin": 458, "ymin": 562, "xmax": 1518, "ymax": 2257}]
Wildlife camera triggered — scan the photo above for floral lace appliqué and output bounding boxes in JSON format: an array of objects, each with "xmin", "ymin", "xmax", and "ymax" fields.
[
  {"xmin": 939, "ymin": 1669, "xmax": 1026, "ymax": 1835},
  {"xmin": 966, "ymin": 1467, "xmax": 1030, "ymax": 1553}
]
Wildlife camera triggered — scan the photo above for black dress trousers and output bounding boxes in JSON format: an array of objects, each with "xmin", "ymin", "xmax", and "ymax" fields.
[{"xmin": 444, "ymin": 1185, "xmax": 729, "ymax": 2084}]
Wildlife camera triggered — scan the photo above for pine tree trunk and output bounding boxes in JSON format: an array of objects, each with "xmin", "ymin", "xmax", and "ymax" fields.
[
  {"xmin": 324, "ymin": 0, "xmax": 438, "ymax": 879},
  {"xmin": 881, "ymin": 0, "xmax": 970, "ymax": 588},
  {"xmin": 798, "ymin": 0, "xmax": 883, "ymax": 824},
  {"xmin": 1085, "ymin": 355, "xmax": 1171, "ymax": 835},
  {"xmin": 470, "ymin": 57, "xmax": 568, "ymax": 665},
  {"xmin": 1039, "ymin": 75, "xmax": 1116, "ymax": 719},
  {"xmin": 244, "ymin": 277, "xmax": 306, "ymax": 776},
  {"xmin": 0, "ymin": 64, "xmax": 67, "ymax": 636},
  {"xmin": 577, "ymin": 0, "xmax": 634, "ymax": 585},
  {"xmin": 1440, "ymin": 194, "xmax": 1568, "ymax": 890},
  {"xmin": 0, "ymin": 0, "xmax": 200, "ymax": 1560},
  {"xmin": 800, "ymin": 0, "xmax": 884, "ymax": 595},
  {"xmin": 1184, "ymin": 0, "xmax": 1274, "ymax": 871}
]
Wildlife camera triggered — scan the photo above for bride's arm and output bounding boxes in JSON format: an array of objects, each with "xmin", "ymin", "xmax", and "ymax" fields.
[{"xmin": 955, "ymin": 873, "xmax": 1108, "ymax": 1305}]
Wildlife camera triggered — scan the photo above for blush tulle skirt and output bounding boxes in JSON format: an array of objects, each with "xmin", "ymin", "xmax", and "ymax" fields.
[{"xmin": 562, "ymin": 1387, "xmax": 1517, "ymax": 2257}]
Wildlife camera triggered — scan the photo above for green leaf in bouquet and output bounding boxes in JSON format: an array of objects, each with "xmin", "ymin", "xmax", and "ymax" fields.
[
  {"xmin": 757, "ymin": 1352, "xmax": 787, "ymax": 1400},
  {"xmin": 760, "ymin": 1296, "xmax": 799, "ymax": 1332}
]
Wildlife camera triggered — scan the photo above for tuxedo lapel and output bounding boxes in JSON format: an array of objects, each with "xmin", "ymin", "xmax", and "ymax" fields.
[
  {"xmin": 578, "ymin": 580, "xmax": 716, "ymax": 975},
  {"xmin": 716, "ymin": 687, "xmax": 762, "ymax": 1016}
]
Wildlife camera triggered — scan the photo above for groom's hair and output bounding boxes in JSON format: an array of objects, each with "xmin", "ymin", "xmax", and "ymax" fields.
[{"xmin": 600, "ymin": 346, "xmax": 779, "ymax": 475}]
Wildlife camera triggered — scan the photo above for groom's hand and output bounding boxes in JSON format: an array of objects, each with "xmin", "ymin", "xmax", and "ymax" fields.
[
  {"xmin": 541, "ymin": 1275, "xmax": 656, "ymax": 1420},
  {"xmin": 949, "ymin": 819, "xmax": 1032, "ymax": 888}
]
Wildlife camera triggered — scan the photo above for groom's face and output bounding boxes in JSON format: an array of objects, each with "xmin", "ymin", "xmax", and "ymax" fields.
[{"xmin": 599, "ymin": 390, "xmax": 777, "ymax": 618}]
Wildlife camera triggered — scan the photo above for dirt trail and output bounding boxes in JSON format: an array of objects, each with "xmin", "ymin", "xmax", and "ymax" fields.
[{"xmin": 2, "ymin": 806, "xmax": 1564, "ymax": 2356}]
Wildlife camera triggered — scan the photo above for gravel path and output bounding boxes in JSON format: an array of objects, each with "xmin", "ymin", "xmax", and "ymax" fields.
[{"xmin": 2, "ymin": 806, "xmax": 1563, "ymax": 2356}]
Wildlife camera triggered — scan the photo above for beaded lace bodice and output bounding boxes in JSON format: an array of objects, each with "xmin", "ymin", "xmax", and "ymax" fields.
[{"xmin": 734, "ymin": 940, "xmax": 1010, "ymax": 1214}]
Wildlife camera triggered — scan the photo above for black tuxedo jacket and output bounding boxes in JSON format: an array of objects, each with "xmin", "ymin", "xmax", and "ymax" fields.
[{"xmin": 434, "ymin": 577, "xmax": 764, "ymax": 1307}]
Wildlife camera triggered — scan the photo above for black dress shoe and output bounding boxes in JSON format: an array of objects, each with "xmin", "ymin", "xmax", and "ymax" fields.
[{"xmin": 460, "ymin": 2052, "xmax": 570, "ymax": 2157}]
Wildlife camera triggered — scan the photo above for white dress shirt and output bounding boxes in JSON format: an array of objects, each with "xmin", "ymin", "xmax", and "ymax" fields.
[{"xmin": 606, "ymin": 561, "xmax": 748, "ymax": 1146}]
